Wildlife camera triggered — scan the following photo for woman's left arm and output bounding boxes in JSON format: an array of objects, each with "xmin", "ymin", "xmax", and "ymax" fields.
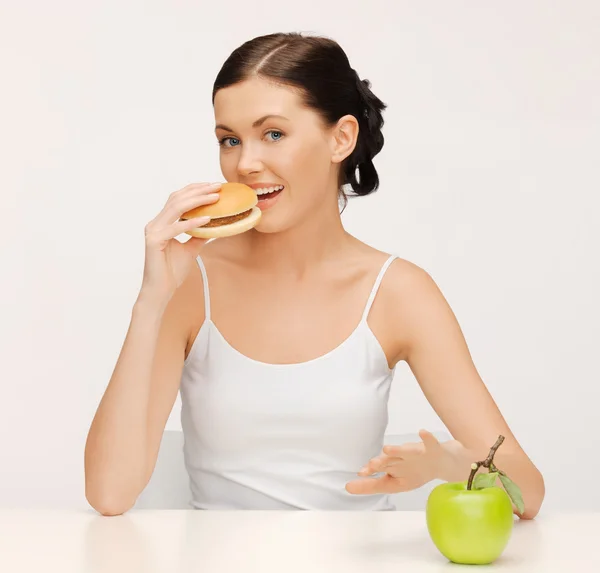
[{"xmin": 392, "ymin": 263, "xmax": 545, "ymax": 519}]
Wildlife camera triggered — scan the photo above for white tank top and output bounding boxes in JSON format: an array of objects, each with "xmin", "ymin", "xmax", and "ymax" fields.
[{"xmin": 179, "ymin": 253, "xmax": 399, "ymax": 510}]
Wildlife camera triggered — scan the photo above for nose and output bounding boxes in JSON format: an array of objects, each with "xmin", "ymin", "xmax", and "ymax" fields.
[{"xmin": 236, "ymin": 143, "xmax": 264, "ymax": 177}]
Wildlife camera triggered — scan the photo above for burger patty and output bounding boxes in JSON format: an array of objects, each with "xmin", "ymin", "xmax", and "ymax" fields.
[{"xmin": 197, "ymin": 209, "xmax": 252, "ymax": 228}]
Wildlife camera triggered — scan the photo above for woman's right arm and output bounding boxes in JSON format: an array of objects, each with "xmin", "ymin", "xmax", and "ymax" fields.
[
  {"xmin": 84, "ymin": 289, "xmax": 189, "ymax": 516},
  {"xmin": 84, "ymin": 182, "xmax": 222, "ymax": 516}
]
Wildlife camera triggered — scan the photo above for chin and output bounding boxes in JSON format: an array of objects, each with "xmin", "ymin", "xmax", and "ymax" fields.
[
  {"xmin": 256, "ymin": 207, "xmax": 305, "ymax": 234},
  {"xmin": 251, "ymin": 217, "xmax": 285, "ymax": 234}
]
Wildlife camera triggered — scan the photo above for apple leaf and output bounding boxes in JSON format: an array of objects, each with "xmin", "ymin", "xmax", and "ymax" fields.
[
  {"xmin": 499, "ymin": 473, "xmax": 525, "ymax": 515},
  {"xmin": 472, "ymin": 471, "xmax": 499, "ymax": 489}
]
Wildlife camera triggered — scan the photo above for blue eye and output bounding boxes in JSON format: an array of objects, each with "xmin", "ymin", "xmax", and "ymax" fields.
[
  {"xmin": 267, "ymin": 130, "xmax": 283, "ymax": 142},
  {"xmin": 218, "ymin": 130, "xmax": 284, "ymax": 148},
  {"xmin": 218, "ymin": 137, "xmax": 240, "ymax": 148}
]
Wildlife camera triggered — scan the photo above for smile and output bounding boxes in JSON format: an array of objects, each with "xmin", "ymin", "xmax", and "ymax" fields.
[
  {"xmin": 255, "ymin": 185, "xmax": 284, "ymax": 210},
  {"xmin": 255, "ymin": 184, "xmax": 284, "ymax": 196}
]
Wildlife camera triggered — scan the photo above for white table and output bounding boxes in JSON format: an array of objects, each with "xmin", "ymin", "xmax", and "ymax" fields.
[{"xmin": 0, "ymin": 509, "xmax": 597, "ymax": 571}]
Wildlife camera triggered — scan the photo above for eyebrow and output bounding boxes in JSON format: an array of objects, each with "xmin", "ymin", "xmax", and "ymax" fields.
[{"xmin": 214, "ymin": 114, "xmax": 290, "ymax": 132}]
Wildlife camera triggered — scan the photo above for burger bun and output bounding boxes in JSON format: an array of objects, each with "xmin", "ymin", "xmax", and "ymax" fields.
[
  {"xmin": 185, "ymin": 207, "xmax": 262, "ymax": 239},
  {"xmin": 181, "ymin": 182, "xmax": 261, "ymax": 239}
]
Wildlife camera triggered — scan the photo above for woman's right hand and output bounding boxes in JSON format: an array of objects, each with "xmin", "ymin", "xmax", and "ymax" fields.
[{"xmin": 137, "ymin": 182, "xmax": 222, "ymax": 308}]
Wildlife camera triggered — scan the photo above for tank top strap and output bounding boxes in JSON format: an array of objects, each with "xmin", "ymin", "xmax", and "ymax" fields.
[
  {"xmin": 195, "ymin": 255, "xmax": 211, "ymax": 321},
  {"xmin": 361, "ymin": 254, "xmax": 398, "ymax": 322}
]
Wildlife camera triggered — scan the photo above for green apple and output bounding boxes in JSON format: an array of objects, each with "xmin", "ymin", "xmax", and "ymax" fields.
[
  {"xmin": 422, "ymin": 435, "xmax": 525, "ymax": 564},
  {"xmin": 426, "ymin": 479, "xmax": 514, "ymax": 564},
  {"xmin": 425, "ymin": 435, "xmax": 525, "ymax": 565}
]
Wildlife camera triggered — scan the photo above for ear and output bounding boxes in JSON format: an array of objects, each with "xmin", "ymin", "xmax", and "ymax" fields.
[{"xmin": 329, "ymin": 114, "xmax": 359, "ymax": 164}]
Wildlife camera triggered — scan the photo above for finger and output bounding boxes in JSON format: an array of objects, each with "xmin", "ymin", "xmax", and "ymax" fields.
[
  {"xmin": 148, "ymin": 194, "xmax": 218, "ymax": 234},
  {"xmin": 359, "ymin": 457, "xmax": 403, "ymax": 476},
  {"xmin": 150, "ymin": 183, "xmax": 222, "ymax": 229},
  {"xmin": 154, "ymin": 216, "xmax": 211, "ymax": 243},
  {"xmin": 176, "ymin": 181, "xmax": 223, "ymax": 197},
  {"xmin": 382, "ymin": 442, "xmax": 422, "ymax": 458},
  {"xmin": 419, "ymin": 429, "xmax": 441, "ymax": 450},
  {"xmin": 176, "ymin": 182, "xmax": 223, "ymax": 202},
  {"xmin": 170, "ymin": 181, "xmax": 221, "ymax": 194},
  {"xmin": 345, "ymin": 475, "xmax": 401, "ymax": 495},
  {"xmin": 377, "ymin": 459, "xmax": 404, "ymax": 474},
  {"xmin": 357, "ymin": 454, "xmax": 388, "ymax": 475},
  {"xmin": 168, "ymin": 190, "xmax": 221, "ymax": 223}
]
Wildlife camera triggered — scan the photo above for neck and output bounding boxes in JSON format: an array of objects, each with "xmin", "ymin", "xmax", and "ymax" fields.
[{"xmin": 244, "ymin": 201, "xmax": 352, "ymax": 279}]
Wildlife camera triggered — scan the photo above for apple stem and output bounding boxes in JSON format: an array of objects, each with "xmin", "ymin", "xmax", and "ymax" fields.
[{"xmin": 466, "ymin": 435, "xmax": 505, "ymax": 490}]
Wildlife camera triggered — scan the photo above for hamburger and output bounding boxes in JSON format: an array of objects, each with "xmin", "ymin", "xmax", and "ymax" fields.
[{"xmin": 181, "ymin": 182, "xmax": 262, "ymax": 239}]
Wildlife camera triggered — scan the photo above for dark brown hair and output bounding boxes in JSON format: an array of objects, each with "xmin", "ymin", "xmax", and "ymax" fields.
[{"xmin": 212, "ymin": 32, "xmax": 387, "ymax": 210}]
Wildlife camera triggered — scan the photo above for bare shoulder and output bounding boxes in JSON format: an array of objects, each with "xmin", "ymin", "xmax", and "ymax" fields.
[
  {"xmin": 380, "ymin": 256, "xmax": 450, "ymax": 319},
  {"xmin": 382, "ymin": 256, "xmax": 459, "ymax": 354},
  {"xmin": 383, "ymin": 256, "xmax": 436, "ymax": 293},
  {"xmin": 370, "ymin": 255, "xmax": 449, "ymax": 363}
]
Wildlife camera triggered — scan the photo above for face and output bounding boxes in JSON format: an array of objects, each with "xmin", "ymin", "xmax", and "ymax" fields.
[{"xmin": 213, "ymin": 77, "xmax": 358, "ymax": 234}]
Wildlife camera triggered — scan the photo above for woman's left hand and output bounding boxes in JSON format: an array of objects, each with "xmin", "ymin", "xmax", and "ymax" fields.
[{"xmin": 345, "ymin": 429, "xmax": 450, "ymax": 495}]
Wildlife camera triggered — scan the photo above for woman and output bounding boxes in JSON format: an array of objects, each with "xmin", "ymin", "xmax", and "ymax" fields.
[{"xmin": 84, "ymin": 32, "xmax": 545, "ymax": 517}]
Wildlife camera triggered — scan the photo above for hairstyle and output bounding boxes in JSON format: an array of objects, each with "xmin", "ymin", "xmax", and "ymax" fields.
[{"xmin": 212, "ymin": 32, "xmax": 388, "ymax": 211}]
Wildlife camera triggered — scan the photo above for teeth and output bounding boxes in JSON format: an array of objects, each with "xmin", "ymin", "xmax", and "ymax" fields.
[{"xmin": 255, "ymin": 185, "xmax": 284, "ymax": 195}]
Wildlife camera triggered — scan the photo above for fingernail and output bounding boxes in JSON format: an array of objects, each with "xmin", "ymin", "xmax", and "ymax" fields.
[
  {"xmin": 359, "ymin": 466, "xmax": 369, "ymax": 474},
  {"xmin": 209, "ymin": 182, "xmax": 222, "ymax": 187},
  {"xmin": 206, "ymin": 193, "xmax": 220, "ymax": 199}
]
